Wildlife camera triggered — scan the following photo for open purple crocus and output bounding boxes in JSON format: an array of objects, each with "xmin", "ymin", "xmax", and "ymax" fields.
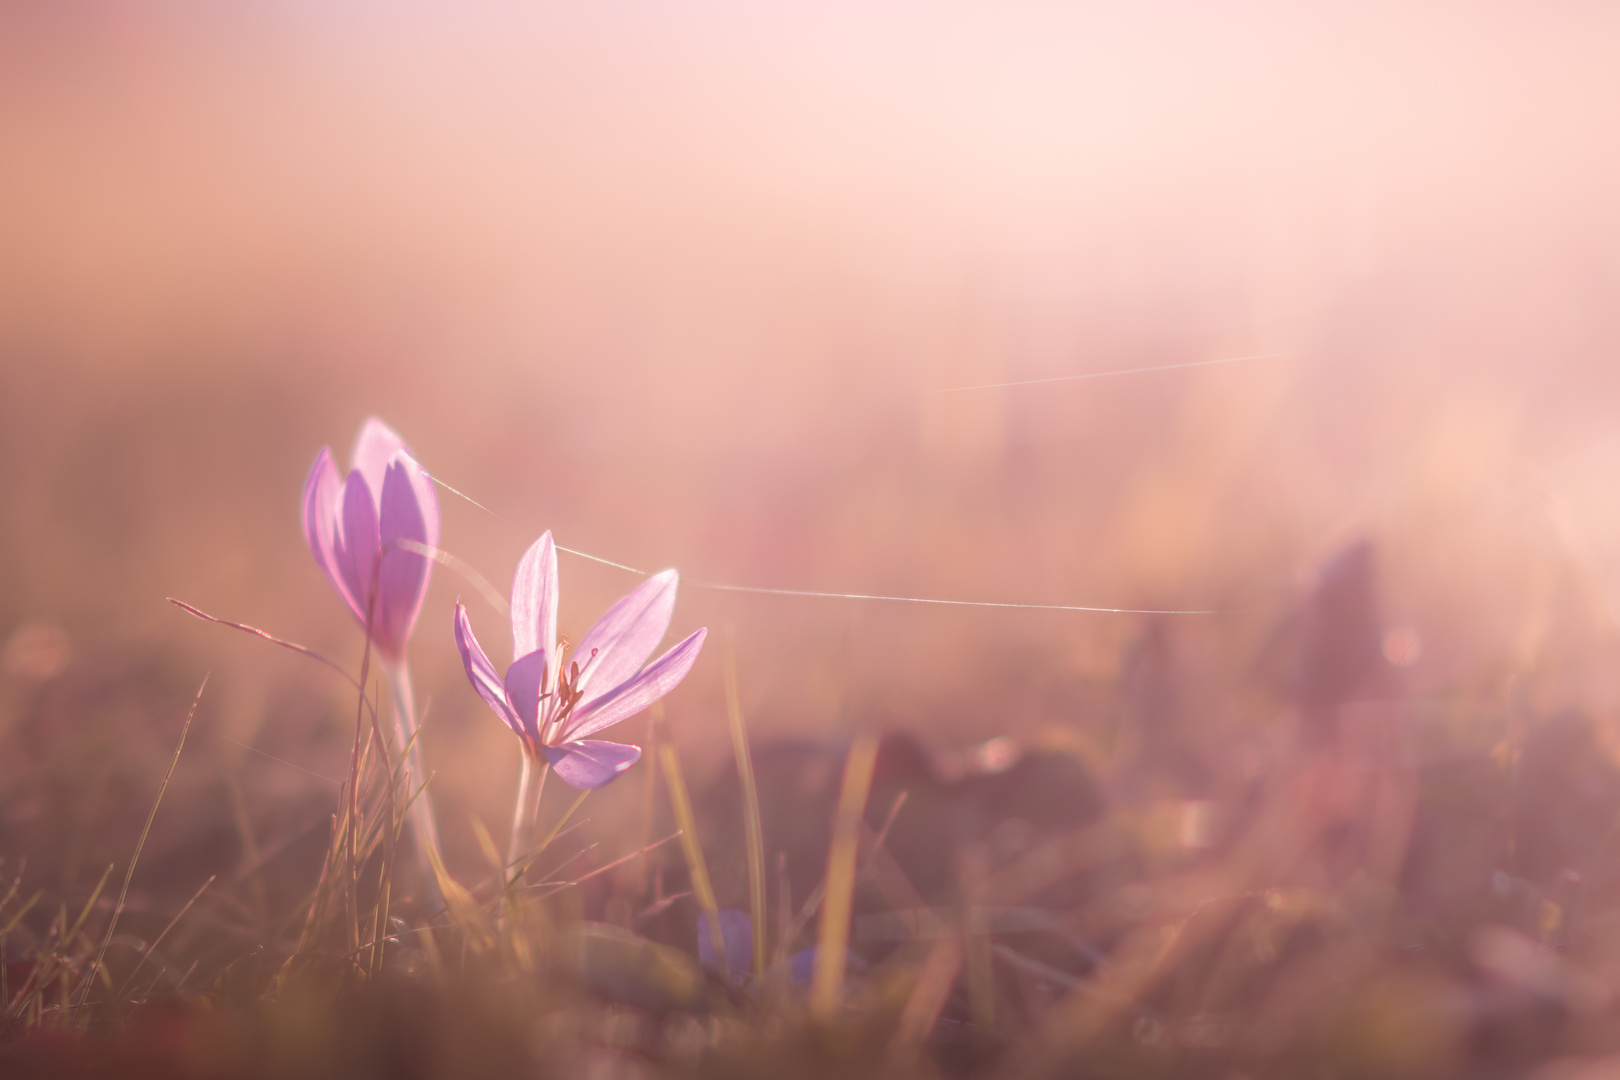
[
  {"xmin": 454, "ymin": 531, "xmax": 707, "ymax": 790},
  {"xmin": 301, "ymin": 418, "xmax": 439, "ymax": 663}
]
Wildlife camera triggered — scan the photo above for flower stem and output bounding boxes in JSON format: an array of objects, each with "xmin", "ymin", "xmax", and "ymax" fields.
[
  {"xmin": 385, "ymin": 660, "xmax": 444, "ymax": 904},
  {"xmin": 508, "ymin": 750, "xmax": 535, "ymax": 871},
  {"xmin": 506, "ymin": 751, "xmax": 549, "ymax": 882}
]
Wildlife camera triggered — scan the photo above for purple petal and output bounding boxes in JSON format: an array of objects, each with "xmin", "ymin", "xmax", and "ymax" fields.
[
  {"xmin": 301, "ymin": 448, "xmax": 359, "ymax": 613},
  {"xmin": 349, "ymin": 417, "xmax": 409, "ymax": 503},
  {"xmin": 333, "ymin": 470, "xmax": 381, "ymax": 629},
  {"xmin": 789, "ymin": 948, "xmax": 817, "ymax": 987},
  {"xmin": 788, "ymin": 946, "xmax": 865, "ymax": 987},
  {"xmin": 540, "ymin": 740, "xmax": 643, "ymax": 790},
  {"xmin": 400, "ymin": 448, "xmax": 439, "ymax": 551},
  {"xmin": 562, "ymin": 627, "xmax": 706, "ymax": 742},
  {"xmin": 374, "ymin": 455, "xmax": 434, "ymax": 659},
  {"xmin": 503, "ymin": 650, "xmax": 547, "ymax": 736},
  {"xmin": 572, "ymin": 570, "xmax": 678, "ymax": 712},
  {"xmin": 454, "ymin": 602, "xmax": 523, "ymax": 738},
  {"xmin": 510, "ymin": 532, "xmax": 558, "ymax": 673}
]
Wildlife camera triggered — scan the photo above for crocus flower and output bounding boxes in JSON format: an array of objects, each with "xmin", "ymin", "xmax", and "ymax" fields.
[
  {"xmin": 454, "ymin": 531, "xmax": 706, "ymax": 789},
  {"xmin": 302, "ymin": 418, "xmax": 439, "ymax": 663}
]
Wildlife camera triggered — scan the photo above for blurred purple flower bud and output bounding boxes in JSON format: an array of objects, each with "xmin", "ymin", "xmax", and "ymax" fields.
[
  {"xmin": 454, "ymin": 530, "xmax": 707, "ymax": 790},
  {"xmin": 302, "ymin": 418, "xmax": 439, "ymax": 663},
  {"xmin": 789, "ymin": 947, "xmax": 817, "ymax": 987},
  {"xmin": 697, "ymin": 909, "xmax": 754, "ymax": 981}
]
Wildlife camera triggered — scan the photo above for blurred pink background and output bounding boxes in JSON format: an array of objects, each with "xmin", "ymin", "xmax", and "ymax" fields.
[{"xmin": 2, "ymin": 1, "xmax": 1619, "ymax": 856}]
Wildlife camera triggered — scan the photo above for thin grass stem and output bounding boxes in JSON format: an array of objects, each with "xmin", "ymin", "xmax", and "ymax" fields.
[
  {"xmin": 811, "ymin": 733, "xmax": 879, "ymax": 1020},
  {"xmin": 74, "ymin": 676, "xmax": 206, "ymax": 1007},
  {"xmin": 657, "ymin": 731, "xmax": 724, "ymax": 975},
  {"xmin": 723, "ymin": 629, "xmax": 767, "ymax": 981},
  {"xmin": 116, "ymin": 875, "xmax": 215, "ymax": 1000},
  {"xmin": 887, "ymin": 938, "xmax": 964, "ymax": 1065}
]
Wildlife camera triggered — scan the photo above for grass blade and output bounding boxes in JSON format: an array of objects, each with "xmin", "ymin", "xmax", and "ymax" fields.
[
  {"xmin": 657, "ymin": 723, "xmax": 724, "ymax": 976},
  {"xmin": 723, "ymin": 628, "xmax": 767, "ymax": 981},
  {"xmin": 63, "ymin": 864, "xmax": 114, "ymax": 949},
  {"xmin": 116, "ymin": 874, "xmax": 215, "ymax": 1000},
  {"xmin": 811, "ymin": 732, "xmax": 879, "ymax": 1020},
  {"xmin": 75, "ymin": 675, "xmax": 206, "ymax": 1006},
  {"xmin": 887, "ymin": 938, "xmax": 964, "ymax": 1065}
]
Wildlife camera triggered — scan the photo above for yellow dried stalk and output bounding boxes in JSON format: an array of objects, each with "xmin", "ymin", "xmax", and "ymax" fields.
[
  {"xmin": 811, "ymin": 732, "xmax": 879, "ymax": 1020},
  {"xmin": 723, "ymin": 629, "xmax": 767, "ymax": 981}
]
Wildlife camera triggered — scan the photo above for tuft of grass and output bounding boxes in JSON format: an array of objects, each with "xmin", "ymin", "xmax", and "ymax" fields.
[
  {"xmin": 19, "ymin": 561, "xmax": 1620, "ymax": 1080},
  {"xmin": 74, "ymin": 675, "xmax": 205, "ymax": 1008}
]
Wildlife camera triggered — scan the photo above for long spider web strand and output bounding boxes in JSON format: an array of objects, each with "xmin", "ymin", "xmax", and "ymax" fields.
[
  {"xmin": 553, "ymin": 544, "xmax": 646, "ymax": 575},
  {"xmin": 923, "ymin": 350, "xmax": 1301, "ymax": 395},
  {"xmin": 425, "ymin": 485, "xmax": 1221, "ymax": 615},
  {"xmin": 684, "ymin": 579, "xmax": 1217, "ymax": 615},
  {"xmin": 550, "ymin": 551, "xmax": 1217, "ymax": 615}
]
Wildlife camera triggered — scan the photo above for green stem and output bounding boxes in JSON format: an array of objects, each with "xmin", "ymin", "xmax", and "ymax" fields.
[
  {"xmin": 385, "ymin": 660, "xmax": 443, "ymax": 903},
  {"xmin": 526, "ymin": 758, "xmax": 549, "ymax": 856},
  {"xmin": 508, "ymin": 750, "xmax": 536, "ymax": 871}
]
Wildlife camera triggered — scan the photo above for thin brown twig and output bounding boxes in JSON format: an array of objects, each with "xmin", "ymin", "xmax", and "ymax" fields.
[{"xmin": 167, "ymin": 600, "xmax": 373, "ymax": 716}]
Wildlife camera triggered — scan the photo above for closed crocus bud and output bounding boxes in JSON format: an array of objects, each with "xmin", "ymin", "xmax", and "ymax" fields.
[
  {"xmin": 697, "ymin": 909, "xmax": 754, "ymax": 982},
  {"xmin": 302, "ymin": 418, "xmax": 440, "ymax": 664},
  {"xmin": 1295, "ymin": 539, "xmax": 1385, "ymax": 712}
]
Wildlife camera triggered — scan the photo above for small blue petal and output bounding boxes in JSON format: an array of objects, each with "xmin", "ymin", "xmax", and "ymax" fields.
[{"xmin": 697, "ymin": 909, "xmax": 753, "ymax": 980}]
